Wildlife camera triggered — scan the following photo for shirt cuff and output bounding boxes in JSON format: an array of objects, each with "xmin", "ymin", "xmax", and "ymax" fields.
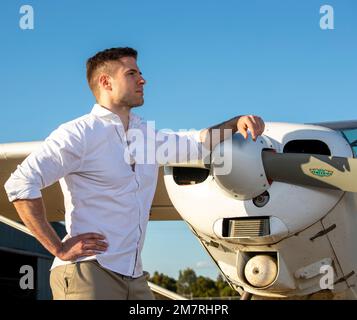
[{"xmin": 4, "ymin": 180, "xmax": 42, "ymax": 202}]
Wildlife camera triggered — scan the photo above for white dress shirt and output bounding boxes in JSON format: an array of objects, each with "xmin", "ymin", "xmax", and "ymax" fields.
[{"xmin": 4, "ymin": 104, "xmax": 202, "ymax": 277}]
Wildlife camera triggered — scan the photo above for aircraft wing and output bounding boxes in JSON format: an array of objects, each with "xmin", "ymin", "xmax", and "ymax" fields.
[{"xmin": 0, "ymin": 141, "xmax": 181, "ymax": 222}]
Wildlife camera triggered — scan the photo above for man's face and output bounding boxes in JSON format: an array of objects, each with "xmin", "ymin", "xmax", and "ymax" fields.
[{"xmin": 109, "ymin": 56, "xmax": 146, "ymax": 108}]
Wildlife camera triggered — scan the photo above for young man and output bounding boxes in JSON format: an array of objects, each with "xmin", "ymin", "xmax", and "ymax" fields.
[{"xmin": 4, "ymin": 47, "xmax": 265, "ymax": 300}]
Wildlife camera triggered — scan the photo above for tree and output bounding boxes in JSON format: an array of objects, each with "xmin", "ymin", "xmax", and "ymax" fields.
[
  {"xmin": 177, "ymin": 268, "xmax": 197, "ymax": 296},
  {"xmin": 216, "ymin": 274, "xmax": 239, "ymax": 297},
  {"xmin": 192, "ymin": 276, "xmax": 219, "ymax": 297},
  {"xmin": 149, "ymin": 269, "xmax": 240, "ymax": 298},
  {"xmin": 149, "ymin": 271, "xmax": 177, "ymax": 292}
]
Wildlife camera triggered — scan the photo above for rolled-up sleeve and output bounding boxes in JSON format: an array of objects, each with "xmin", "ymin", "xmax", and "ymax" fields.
[{"xmin": 4, "ymin": 123, "xmax": 85, "ymax": 202}]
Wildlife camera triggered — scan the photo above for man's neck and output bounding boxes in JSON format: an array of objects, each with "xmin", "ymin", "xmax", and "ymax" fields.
[{"xmin": 97, "ymin": 100, "xmax": 132, "ymax": 132}]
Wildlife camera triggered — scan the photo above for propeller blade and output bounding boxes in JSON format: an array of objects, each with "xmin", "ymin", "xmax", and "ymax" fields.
[{"xmin": 262, "ymin": 151, "xmax": 357, "ymax": 192}]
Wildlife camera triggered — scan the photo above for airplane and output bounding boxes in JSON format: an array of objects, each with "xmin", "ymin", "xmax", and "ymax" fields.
[{"xmin": 1, "ymin": 119, "xmax": 357, "ymax": 300}]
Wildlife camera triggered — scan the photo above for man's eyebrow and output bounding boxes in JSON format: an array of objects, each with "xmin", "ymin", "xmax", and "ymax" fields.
[{"xmin": 125, "ymin": 69, "xmax": 142, "ymax": 75}]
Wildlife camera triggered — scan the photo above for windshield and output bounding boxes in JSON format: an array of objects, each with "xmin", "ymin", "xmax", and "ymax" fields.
[{"xmin": 340, "ymin": 129, "xmax": 357, "ymax": 157}]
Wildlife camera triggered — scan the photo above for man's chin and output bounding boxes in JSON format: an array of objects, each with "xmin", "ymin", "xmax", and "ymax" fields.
[{"xmin": 131, "ymin": 99, "xmax": 144, "ymax": 108}]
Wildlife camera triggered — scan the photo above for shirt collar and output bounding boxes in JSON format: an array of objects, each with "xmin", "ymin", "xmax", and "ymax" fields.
[{"xmin": 91, "ymin": 104, "xmax": 143, "ymax": 128}]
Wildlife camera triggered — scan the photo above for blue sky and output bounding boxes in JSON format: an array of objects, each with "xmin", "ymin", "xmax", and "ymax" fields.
[{"xmin": 1, "ymin": 0, "xmax": 356, "ymax": 279}]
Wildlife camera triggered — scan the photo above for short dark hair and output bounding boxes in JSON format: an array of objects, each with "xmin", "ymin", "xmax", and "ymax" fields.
[{"xmin": 86, "ymin": 47, "xmax": 138, "ymax": 96}]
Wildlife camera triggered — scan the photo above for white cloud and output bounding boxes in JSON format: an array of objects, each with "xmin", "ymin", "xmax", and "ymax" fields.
[{"xmin": 195, "ymin": 260, "xmax": 215, "ymax": 269}]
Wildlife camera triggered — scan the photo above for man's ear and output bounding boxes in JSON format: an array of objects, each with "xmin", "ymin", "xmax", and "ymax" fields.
[{"xmin": 98, "ymin": 74, "xmax": 112, "ymax": 91}]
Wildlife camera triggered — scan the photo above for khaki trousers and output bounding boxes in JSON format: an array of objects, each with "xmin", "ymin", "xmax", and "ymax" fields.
[{"xmin": 50, "ymin": 260, "xmax": 155, "ymax": 300}]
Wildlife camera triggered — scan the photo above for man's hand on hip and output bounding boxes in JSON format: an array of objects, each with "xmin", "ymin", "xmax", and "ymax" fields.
[{"xmin": 58, "ymin": 232, "xmax": 108, "ymax": 261}]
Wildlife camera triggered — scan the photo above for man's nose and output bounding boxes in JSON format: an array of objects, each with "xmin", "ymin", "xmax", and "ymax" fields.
[{"xmin": 138, "ymin": 76, "xmax": 146, "ymax": 85}]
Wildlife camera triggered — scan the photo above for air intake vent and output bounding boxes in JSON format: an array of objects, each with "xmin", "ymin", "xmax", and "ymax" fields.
[
  {"xmin": 172, "ymin": 167, "xmax": 210, "ymax": 185},
  {"xmin": 223, "ymin": 217, "xmax": 270, "ymax": 238}
]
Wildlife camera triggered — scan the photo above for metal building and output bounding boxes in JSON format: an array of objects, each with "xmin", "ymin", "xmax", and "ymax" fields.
[{"xmin": 0, "ymin": 218, "xmax": 65, "ymax": 300}]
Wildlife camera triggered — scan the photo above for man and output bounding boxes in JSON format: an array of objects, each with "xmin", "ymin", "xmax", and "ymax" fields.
[{"xmin": 4, "ymin": 47, "xmax": 265, "ymax": 300}]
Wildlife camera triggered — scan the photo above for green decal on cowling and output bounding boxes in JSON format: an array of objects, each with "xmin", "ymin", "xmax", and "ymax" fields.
[{"xmin": 309, "ymin": 168, "xmax": 333, "ymax": 177}]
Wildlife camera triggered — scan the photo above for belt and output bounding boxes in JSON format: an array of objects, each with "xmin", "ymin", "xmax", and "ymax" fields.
[
  {"xmin": 91, "ymin": 260, "xmax": 144, "ymax": 280},
  {"xmin": 115, "ymin": 273, "xmax": 135, "ymax": 280},
  {"xmin": 115, "ymin": 270, "xmax": 150, "ymax": 280}
]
